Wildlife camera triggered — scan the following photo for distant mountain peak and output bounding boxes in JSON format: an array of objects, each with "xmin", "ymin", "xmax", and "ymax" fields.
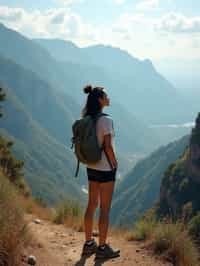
[{"xmin": 35, "ymin": 38, "xmax": 80, "ymax": 49}]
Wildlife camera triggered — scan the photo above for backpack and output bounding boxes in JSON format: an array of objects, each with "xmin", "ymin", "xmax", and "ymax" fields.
[{"xmin": 71, "ymin": 112, "xmax": 113, "ymax": 177}]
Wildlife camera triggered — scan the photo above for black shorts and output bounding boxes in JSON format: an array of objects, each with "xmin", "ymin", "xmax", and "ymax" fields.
[{"xmin": 86, "ymin": 167, "xmax": 117, "ymax": 183}]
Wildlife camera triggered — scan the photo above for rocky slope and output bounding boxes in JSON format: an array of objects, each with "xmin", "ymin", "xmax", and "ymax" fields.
[{"xmin": 158, "ymin": 112, "xmax": 200, "ymax": 219}]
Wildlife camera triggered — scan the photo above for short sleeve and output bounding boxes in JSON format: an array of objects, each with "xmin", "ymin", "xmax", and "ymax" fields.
[{"xmin": 100, "ymin": 116, "xmax": 114, "ymax": 136}]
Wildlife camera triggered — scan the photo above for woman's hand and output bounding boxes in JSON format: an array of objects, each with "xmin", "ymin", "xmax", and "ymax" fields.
[{"xmin": 112, "ymin": 159, "xmax": 118, "ymax": 169}]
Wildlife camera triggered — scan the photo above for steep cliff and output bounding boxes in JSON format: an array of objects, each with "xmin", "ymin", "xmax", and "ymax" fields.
[{"xmin": 158, "ymin": 112, "xmax": 200, "ymax": 219}]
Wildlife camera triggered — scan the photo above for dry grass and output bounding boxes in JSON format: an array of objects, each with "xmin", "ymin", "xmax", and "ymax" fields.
[
  {"xmin": 126, "ymin": 216, "xmax": 200, "ymax": 266},
  {"xmin": 126, "ymin": 217, "xmax": 156, "ymax": 241},
  {"xmin": 19, "ymin": 195, "xmax": 53, "ymax": 221},
  {"xmin": 109, "ymin": 225, "xmax": 129, "ymax": 239},
  {"xmin": 0, "ymin": 173, "xmax": 30, "ymax": 266},
  {"xmin": 152, "ymin": 222, "xmax": 200, "ymax": 266},
  {"xmin": 52, "ymin": 199, "xmax": 84, "ymax": 231}
]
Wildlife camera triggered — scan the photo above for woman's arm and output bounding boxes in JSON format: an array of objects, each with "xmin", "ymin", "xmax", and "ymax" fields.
[{"xmin": 103, "ymin": 134, "xmax": 118, "ymax": 169}]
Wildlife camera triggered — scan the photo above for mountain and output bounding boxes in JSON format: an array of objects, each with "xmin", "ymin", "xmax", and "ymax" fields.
[
  {"xmin": 154, "ymin": 57, "xmax": 200, "ymax": 89},
  {"xmin": 0, "ymin": 56, "xmax": 79, "ymax": 147},
  {"xmin": 0, "ymin": 25, "xmax": 159, "ymax": 204},
  {"xmin": 0, "ymin": 58, "xmax": 86, "ymax": 204},
  {"xmin": 110, "ymin": 134, "xmax": 189, "ymax": 226},
  {"xmin": 0, "ymin": 23, "xmax": 161, "ymax": 157},
  {"xmin": 157, "ymin": 112, "xmax": 200, "ymax": 220},
  {"xmin": 35, "ymin": 38, "xmax": 193, "ymax": 124}
]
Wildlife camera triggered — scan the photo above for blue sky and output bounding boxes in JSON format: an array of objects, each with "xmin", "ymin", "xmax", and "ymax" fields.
[{"xmin": 0, "ymin": 0, "xmax": 200, "ymax": 61}]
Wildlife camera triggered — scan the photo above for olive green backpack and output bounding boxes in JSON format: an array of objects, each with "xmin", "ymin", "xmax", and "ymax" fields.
[{"xmin": 71, "ymin": 112, "xmax": 113, "ymax": 177}]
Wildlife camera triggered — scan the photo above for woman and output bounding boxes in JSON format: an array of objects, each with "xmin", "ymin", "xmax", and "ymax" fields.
[{"xmin": 81, "ymin": 85, "xmax": 120, "ymax": 260}]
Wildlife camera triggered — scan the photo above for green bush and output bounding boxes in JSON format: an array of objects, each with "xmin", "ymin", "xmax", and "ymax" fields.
[
  {"xmin": 132, "ymin": 216, "xmax": 157, "ymax": 241},
  {"xmin": 188, "ymin": 213, "xmax": 200, "ymax": 243}
]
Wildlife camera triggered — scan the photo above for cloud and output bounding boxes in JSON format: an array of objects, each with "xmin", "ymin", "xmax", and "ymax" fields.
[
  {"xmin": 54, "ymin": 0, "xmax": 83, "ymax": 5},
  {"xmin": 136, "ymin": 0, "xmax": 159, "ymax": 11},
  {"xmin": 0, "ymin": 6, "xmax": 25, "ymax": 22},
  {"xmin": 0, "ymin": 5, "xmax": 199, "ymax": 60},
  {"xmin": 155, "ymin": 13, "xmax": 200, "ymax": 33},
  {"xmin": 0, "ymin": 6, "xmax": 96, "ymax": 44},
  {"xmin": 114, "ymin": 0, "xmax": 126, "ymax": 5}
]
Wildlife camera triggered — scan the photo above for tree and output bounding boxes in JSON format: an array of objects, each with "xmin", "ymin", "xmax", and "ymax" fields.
[{"xmin": 0, "ymin": 87, "xmax": 29, "ymax": 195}]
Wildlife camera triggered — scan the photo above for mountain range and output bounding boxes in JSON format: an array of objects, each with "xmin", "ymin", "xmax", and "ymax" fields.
[
  {"xmin": 110, "ymin": 134, "xmax": 189, "ymax": 225},
  {"xmin": 0, "ymin": 22, "xmax": 195, "ymax": 208}
]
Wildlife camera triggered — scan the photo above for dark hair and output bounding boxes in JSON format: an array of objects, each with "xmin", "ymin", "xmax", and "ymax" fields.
[{"xmin": 81, "ymin": 85, "xmax": 106, "ymax": 117}]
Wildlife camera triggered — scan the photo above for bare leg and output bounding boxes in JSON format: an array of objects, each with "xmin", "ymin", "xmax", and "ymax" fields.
[
  {"xmin": 98, "ymin": 181, "xmax": 115, "ymax": 246},
  {"xmin": 84, "ymin": 181, "xmax": 100, "ymax": 241}
]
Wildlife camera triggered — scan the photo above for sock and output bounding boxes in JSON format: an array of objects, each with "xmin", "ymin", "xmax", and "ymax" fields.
[{"xmin": 85, "ymin": 239, "xmax": 94, "ymax": 246}]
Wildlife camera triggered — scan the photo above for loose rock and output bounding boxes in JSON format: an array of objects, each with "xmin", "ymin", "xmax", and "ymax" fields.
[
  {"xmin": 33, "ymin": 219, "xmax": 41, "ymax": 225},
  {"xmin": 27, "ymin": 255, "xmax": 36, "ymax": 265}
]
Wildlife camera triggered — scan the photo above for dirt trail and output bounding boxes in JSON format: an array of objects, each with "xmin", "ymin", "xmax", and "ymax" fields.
[{"xmin": 24, "ymin": 215, "xmax": 172, "ymax": 266}]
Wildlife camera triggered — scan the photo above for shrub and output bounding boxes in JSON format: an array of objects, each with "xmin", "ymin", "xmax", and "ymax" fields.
[
  {"xmin": 188, "ymin": 213, "xmax": 200, "ymax": 243},
  {"xmin": 152, "ymin": 222, "xmax": 182, "ymax": 254},
  {"xmin": 0, "ymin": 172, "xmax": 29, "ymax": 266},
  {"xmin": 53, "ymin": 199, "xmax": 83, "ymax": 231},
  {"xmin": 19, "ymin": 195, "xmax": 53, "ymax": 221},
  {"xmin": 152, "ymin": 222, "xmax": 199, "ymax": 265},
  {"xmin": 128, "ymin": 216, "xmax": 157, "ymax": 241}
]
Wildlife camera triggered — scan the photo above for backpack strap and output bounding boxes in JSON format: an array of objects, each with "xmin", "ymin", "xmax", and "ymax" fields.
[
  {"xmin": 92, "ymin": 112, "xmax": 108, "ymax": 124},
  {"xmin": 75, "ymin": 159, "xmax": 80, "ymax": 178}
]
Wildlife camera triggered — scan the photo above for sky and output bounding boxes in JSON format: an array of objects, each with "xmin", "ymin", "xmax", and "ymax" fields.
[{"xmin": 0, "ymin": 0, "xmax": 200, "ymax": 62}]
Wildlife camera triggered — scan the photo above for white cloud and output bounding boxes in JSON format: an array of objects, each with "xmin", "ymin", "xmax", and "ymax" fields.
[
  {"xmin": 54, "ymin": 0, "xmax": 83, "ymax": 5},
  {"xmin": 0, "ymin": 6, "xmax": 96, "ymax": 44},
  {"xmin": 136, "ymin": 0, "xmax": 159, "ymax": 10},
  {"xmin": 155, "ymin": 13, "xmax": 200, "ymax": 33},
  {"xmin": 114, "ymin": 0, "xmax": 126, "ymax": 5},
  {"xmin": 0, "ymin": 6, "xmax": 25, "ymax": 22}
]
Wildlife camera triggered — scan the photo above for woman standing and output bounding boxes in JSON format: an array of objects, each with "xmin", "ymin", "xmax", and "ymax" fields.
[{"xmin": 81, "ymin": 85, "xmax": 120, "ymax": 260}]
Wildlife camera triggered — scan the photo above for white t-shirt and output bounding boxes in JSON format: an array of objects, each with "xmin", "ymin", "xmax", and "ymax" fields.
[{"xmin": 86, "ymin": 115, "xmax": 116, "ymax": 171}]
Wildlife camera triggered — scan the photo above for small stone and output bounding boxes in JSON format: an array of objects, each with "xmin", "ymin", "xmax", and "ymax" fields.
[
  {"xmin": 27, "ymin": 255, "xmax": 36, "ymax": 265},
  {"xmin": 33, "ymin": 219, "xmax": 41, "ymax": 225},
  {"xmin": 136, "ymin": 249, "xmax": 140, "ymax": 253}
]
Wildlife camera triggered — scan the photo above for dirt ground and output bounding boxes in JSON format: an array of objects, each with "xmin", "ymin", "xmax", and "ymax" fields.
[{"xmin": 22, "ymin": 215, "xmax": 172, "ymax": 266}]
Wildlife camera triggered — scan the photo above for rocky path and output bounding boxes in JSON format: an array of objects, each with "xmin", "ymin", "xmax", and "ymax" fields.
[{"xmin": 23, "ymin": 215, "xmax": 172, "ymax": 266}]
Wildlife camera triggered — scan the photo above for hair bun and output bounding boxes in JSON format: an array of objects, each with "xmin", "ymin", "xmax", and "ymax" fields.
[{"xmin": 83, "ymin": 85, "xmax": 93, "ymax": 94}]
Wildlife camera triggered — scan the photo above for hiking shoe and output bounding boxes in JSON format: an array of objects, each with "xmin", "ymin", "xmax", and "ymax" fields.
[
  {"xmin": 95, "ymin": 243, "xmax": 120, "ymax": 260},
  {"xmin": 81, "ymin": 239, "xmax": 98, "ymax": 256}
]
